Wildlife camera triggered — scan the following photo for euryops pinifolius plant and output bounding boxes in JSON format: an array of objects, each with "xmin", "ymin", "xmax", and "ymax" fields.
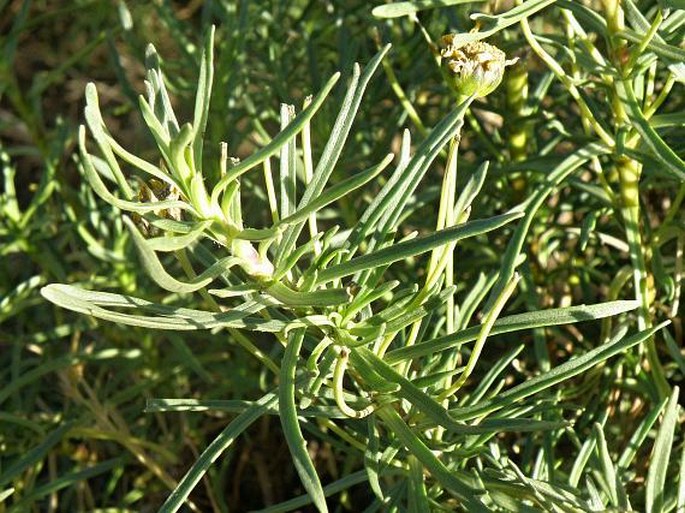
[{"xmin": 37, "ymin": 0, "xmax": 684, "ymax": 511}]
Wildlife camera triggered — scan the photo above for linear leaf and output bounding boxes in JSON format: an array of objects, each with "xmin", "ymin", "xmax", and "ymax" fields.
[
  {"xmin": 619, "ymin": 27, "xmax": 685, "ymax": 62},
  {"xmin": 678, "ymin": 439, "xmax": 685, "ymax": 512},
  {"xmin": 266, "ymin": 282, "xmax": 350, "ymax": 307},
  {"xmin": 279, "ymin": 103, "xmax": 297, "ymax": 219},
  {"xmin": 353, "ymin": 348, "xmax": 564, "ymax": 435},
  {"xmin": 386, "ymin": 300, "xmax": 639, "ymax": 364},
  {"xmin": 158, "ymin": 390, "xmax": 279, "ymax": 513},
  {"xmin": 192, "ymin": 25, "xmax": 214, "ymax": 167},
  {"xmin": 280, "ymin": 328, "xmax": 328, "ymax": 512},
  {"xmin": 124, "ymin": 216, "xmax": 237, "ymax": 293},
  {"xmin": 211, "ymin": 72, "xmax": 341, "ymax": 200},
  {"xmin": 646, "ymin": 386, "xmax": 680, "ymax": 513},
  {"xmin": 277, "ymin": 45, "xmax": 391, "ymax": 261},
  {"xmin": 11, "ymin": 458, "xmax": 123, "ymax": 508},
  {"xmin": 450, "ymin": 322, "xmax": 669, "ymax": 420},
  {"xmin": 615, "ymin": 78, "xmax": 685, "ymax": 181},
  {"xmin": 317, "ymin": 211, "xmax": 522, "ymax": 284},
  {"xmin": 447, "ymin": 0, "xmax": 556, "ymax": 48},
  {"xmin": 145, "ymin": 220, "xmax": 212, "ymax": 252},
  {"xmin": 0, "ymin": 422, "xmax": 73, "ymax": 489},
  {"xmin": 617, "ymin": 397, "xmax": 668, "ymax": 471},
  {"xmin": 277, "ymin": 153, "xmax": 394, "ymax": 230},
  {"xmin": 372, "ymin": 0, "xmax": 485, "ymax": 18},
  {"xmin": 376, "ymin": 407, "xmax": 490, "ymax": 511},
  {"xmin": 40, "ymin": 283, "xmax": 296, "ymax": 332},
  {"xmin": 84, "ymin": 83, "xmax": 134, "ymax": 198},
  {"xmin": 593, "ymin": 423, "xmax": 619, "ymax": 506}
]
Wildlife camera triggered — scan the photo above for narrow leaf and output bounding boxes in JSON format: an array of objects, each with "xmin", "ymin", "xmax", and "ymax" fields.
[
  {"xmin": 450, "ymin": 322, "xmax": 670, "ymax": 421},
  {"xmin": 0, "ymin": 422, "xmax": 73, "ymax": 489},
  {"xmin": 211, "ymin": 72, "xmax": 341, "ymax": 200},
  {"xmin": 372, "ymin": 0, "xmax": 485, "ymax": 18},
  {"xmin": 159, "ymin": 391, "xmax": 279, "ymax": 513},
  {"xmin": 377, "ymin": 407, "xmax": 490, "ymax": 511},
  {"xmin": 40, "ymin": 283, "xmax": 292, "ymax": 332},
  {"xmin": 646, "ymin": 386, "xmax": 680, "ymax": 513},
  {"xmin": 280, "ymin": 328, "xmax": 328, "ymax": 513},
  {"xmin": 278, "ymin": 45, "xmax": 391, "ymax": 260},
  {"xmin": 447, "ymin": 0, "xmax": 556, "ymax": 48},
  {"xmin": 192, "ymin": 25, "xmax": 214, "ymax": 167},
  {"xmin": 124, "ymin": 216, "xmax": 236, "ymax": 294},
  {"xmin": 385, "ymin": 301, "xmax": 639, "ymax": 364},
  {"xmin": 277, "ymin": 153, "xmax": 394, "ymax": 229},
  {"xmin": 318, "ymin": 211, "xmax": 522, "ymax": 284}
]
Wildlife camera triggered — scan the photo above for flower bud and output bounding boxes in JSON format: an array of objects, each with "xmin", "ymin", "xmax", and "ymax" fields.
[{"xmin": 439, "ymin": 37, "xmax": 518, "ymax": 99}]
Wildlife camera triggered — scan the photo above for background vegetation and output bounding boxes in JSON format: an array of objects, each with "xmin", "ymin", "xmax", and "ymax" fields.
[{"xmin": 1, "ymin": 0, "xmax": 684, "ymax": 511}]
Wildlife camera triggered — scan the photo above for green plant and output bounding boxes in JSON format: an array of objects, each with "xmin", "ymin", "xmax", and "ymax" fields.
[{"xmin": 3, "ymin": 0, "xmax": 683, "ymax": 511}]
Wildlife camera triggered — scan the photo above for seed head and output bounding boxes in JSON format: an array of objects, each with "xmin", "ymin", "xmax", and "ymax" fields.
[{"xmin": 439, "ymin": 36, "xmax": 518, "ymax": 99}]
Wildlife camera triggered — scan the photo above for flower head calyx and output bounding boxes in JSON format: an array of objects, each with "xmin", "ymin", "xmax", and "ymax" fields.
[{"xmin": 439, "ymin": 37, "xmax": 518, "ymax": 99}]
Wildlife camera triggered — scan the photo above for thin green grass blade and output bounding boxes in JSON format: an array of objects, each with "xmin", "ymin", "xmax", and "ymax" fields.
[
  {"xmin": 84, "ymin": 84, "xmax": 134, "ymax": 198},
  {"xmin": 617, "ymin": 397, "xmax": 668, "ymax": 471},
  {"xmin": 266, "ymin": 281, "xmax": 351, "ymax": 307},
  {"xmin": 484, "ymin": 142, "xmax": 610, "ymax": 311},
  {"xmin": 146, "ymin": 398, "xmax": 346, "ymax": 418},
  {"xmin": 144, "ymin": 43, "xmax": 179, "ymax": 138},
  {"xmin": 450, "ymin": 322, "xmax": 670, "ymax": 421},
  {"xmin": 365, "ymin": 416, "xmax": 385, "ymax": 501},
  {"xmin": 158, "ymin": 390, "xmax": 279, "ymax": 513},
  {"xmin": 372, "ymin": 0, "xmax": 485, "ymax": 18},
  {"xmin": 678, "ymin": 439, "xmax": 685, "ymax": 511},
  {"xmin": 0, "ymin": 354, "xmax": 85, "ymax": 406},
  {"xmin": 615, "ymin": 78, "xmax": 685, "ymax": 181},
  {"xmin": 145, "ymin": 220, "xmax": 212, "ymax": 251},
  {"xmin": 211, "ymin": 72, "xmax": 341, "ymax": 200},
  {"xmin": 279, "ymin": 103, "xmax": 297, "ymax": 219},
  {"xmin": 646, "ymin": 386, "xmax": 680, "ymax": 513},
  {"xmin": 593, "ymin": 423, "xmax": 619, "ymax": 506},
  {"xmin": 277, "ymin": 153, "xmax": 393, "ymax": 230},
  {"xmin": 386, "ymin": 300, "xmax": 639, "ymax": 364},
  {"xmin": 447, "ymin": 0, "xmax": 557, "ymax": 48},
  {"xmin": 453, "ymin": 161, "xmax": 488, "ymax": 220},
  {"xmin": 466, "ymin": 344, "xmax": 525, "ymax": 405},
  {"xmin": 277, "ymin": 45, "xmax": 391, "ymax": 261},
  {"xmin": 317, "ymin": 211, "xmax": 522, "ymax": 284},
  {"xmin": 10, "ymin": 458, "xmax": 124, "ymax": 509},
  {"xmin": 192, "ymin": 25, "xmax": 214, "ymax": 167},
  {"xmin": 0, "ymin": 421, "xmax": 73, "ymax": 489},
  {"xmin": 279, "ymin": 328, "xmax": 328, "ymax": 513},
  {"xmin": 376, "ymin": 407, "xmax": 490, "ymax": 511},
  {"xmin": 408, "ymin": 456, "xmax": 431, "ymax": 513}
]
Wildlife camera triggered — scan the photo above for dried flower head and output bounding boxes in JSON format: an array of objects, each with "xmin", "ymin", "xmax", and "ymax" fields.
[{"xmin": 439, "ymin": 36, "xmax": 518, "ymax": 99}]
